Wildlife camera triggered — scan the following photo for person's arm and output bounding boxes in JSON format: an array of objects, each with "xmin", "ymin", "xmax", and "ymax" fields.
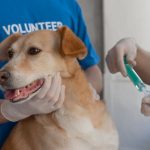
[
  {"xmin": 133, "ymin": 49, "xmax": 150, "ymax": 116},
  {"xmin": 85, "ymin": 65, "xmax": 102, "ymax": 94},
  {"xmin": 72, "ymin": 1, "xmax": 102, "ymax": 94},
  {"xmin": 134, "ymin": 47, "xmax": 150, "ymax": 84}
]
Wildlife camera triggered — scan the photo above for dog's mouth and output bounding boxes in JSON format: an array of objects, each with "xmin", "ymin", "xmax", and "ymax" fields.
[{"xmin": 4, "ymin": 79, "xmax": 44, "ymax": 103}]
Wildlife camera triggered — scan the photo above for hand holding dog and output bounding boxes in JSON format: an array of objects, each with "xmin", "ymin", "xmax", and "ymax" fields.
[
  {"xmin": 106, "ymin": 38, "xmax": 138, "ymax": 77},
  {"xmin": 0, "ymin": 73, "xmax": 65, "ymax": 122}
]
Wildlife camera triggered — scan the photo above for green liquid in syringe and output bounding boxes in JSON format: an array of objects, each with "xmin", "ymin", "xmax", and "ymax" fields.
[{"xmin": 124, "ymin": 57, "xmax": 146, "ymax": 92}]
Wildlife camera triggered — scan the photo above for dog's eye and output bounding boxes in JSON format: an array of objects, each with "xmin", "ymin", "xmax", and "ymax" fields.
[
  {"xmin": 8, "ymin": 49, "xmax": 14, "ymax": 59},
  {"xmin": 28, "ymin": 47, "xmax": 41, "ymax": 55}
]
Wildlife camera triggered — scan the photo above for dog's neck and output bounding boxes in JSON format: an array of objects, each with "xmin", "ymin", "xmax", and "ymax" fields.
[
  {"xmin": 61, "ymin": 58, "xmax": 94, "ymax": 107},
  {"xmin": 62, "ymin": 68, "xmax": 93, "ymax": 106},
  {"xmin": 34, "ymin": 59, "xmax": 100, "ymax": 127}
]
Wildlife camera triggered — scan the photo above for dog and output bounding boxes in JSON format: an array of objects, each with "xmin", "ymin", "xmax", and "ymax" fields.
[{"xmin": 0, "ymin": 26, "xmax": 118, "ymax": 150}]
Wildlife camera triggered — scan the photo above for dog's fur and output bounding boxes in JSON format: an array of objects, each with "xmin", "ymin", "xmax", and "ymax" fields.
[{"xmin": 0, "ymin": 26, "xmax": 118, "ymax": 150}]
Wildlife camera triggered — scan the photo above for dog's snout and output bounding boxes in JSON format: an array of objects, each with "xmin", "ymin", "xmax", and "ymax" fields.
[{"xmin": 0, "ymin": 71, "xmax": 10, "ymax": 83}]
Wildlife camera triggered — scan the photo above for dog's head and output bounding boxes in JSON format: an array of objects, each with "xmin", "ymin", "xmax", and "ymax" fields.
[{"xmin": 0, "ymin": 26, "xmax": 87, "ymax": 103}]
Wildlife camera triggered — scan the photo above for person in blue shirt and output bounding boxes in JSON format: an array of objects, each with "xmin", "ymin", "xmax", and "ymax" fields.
[{"xmin": 0, "ymin": 0, "xmax": 102, "ymax": 148}]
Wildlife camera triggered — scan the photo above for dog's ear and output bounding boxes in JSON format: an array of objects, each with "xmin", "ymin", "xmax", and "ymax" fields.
[
  {"xmin": 0, "ymin": 33, "xmax": 22, "ymax": 60},
  {"xmin": 57, "ymin": 26, "xmax": 87, "ymax": 60}
]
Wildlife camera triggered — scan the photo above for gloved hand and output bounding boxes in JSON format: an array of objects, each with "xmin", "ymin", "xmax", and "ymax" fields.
[
  {"xmin": 106, "ymin": 38, "xmax": 138, "ymax": 77},
  {"xmin": 0, "ymin": 73, "xmax": 65, "ymax": 122},
  {"xmin": 141, "ymin": 95, "xmax": 150, "ymax": 116}
]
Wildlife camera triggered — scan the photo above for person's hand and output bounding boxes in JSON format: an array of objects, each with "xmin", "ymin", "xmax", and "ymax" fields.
[
  {"xmin": 106, "ymin": 38, "xmax": 138, "ymax": 77},
  {"xmin": 89, "ymin": 83, "xmax": 100, "ymax": 101},
  {"xmin": 141, "ymin": 95, "xmax": 150, "ymax": 116},
  {"xmin": 0, "ymin": 73, "xmax": 65, "ymax": 122}
]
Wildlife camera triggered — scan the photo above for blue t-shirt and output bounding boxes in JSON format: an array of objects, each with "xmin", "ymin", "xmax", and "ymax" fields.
[{"xmin": 0, "ymin": 0, "xmax": 100, "ymax": 148}]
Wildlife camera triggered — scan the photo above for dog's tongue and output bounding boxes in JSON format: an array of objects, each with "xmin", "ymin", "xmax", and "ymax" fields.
[
  {"xmin": 4, "ymin": 79, "xmax": 44, "ymax": 101},
  {"xmin": 5, "ymin": 88, "xmax": 28, "ymax": 101}
]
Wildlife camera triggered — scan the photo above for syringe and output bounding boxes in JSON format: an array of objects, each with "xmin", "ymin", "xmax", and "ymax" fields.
[{"xmin": 124, "ymin": 57, "xmax": 150, "ymax": 96}]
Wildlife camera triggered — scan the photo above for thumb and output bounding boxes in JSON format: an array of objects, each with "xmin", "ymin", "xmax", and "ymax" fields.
[
  {"xmin": 126, "ymin": 50, "xmax": 137, "ymax": 67},
  {"xmin": 36, "ymin": 75, "xmax": 52, "ymax": 99}
]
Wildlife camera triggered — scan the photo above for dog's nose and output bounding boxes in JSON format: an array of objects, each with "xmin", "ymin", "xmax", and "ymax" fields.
[{"xmin": 0, "ymin": 71, "xmax": 10, "ymax": 83}]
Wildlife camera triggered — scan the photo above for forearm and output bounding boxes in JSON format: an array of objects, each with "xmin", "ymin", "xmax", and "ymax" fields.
[
  {"xmin": 134, "ymin": 46, "xmax": 150, "ymax": 85},
  {"xmin": 85, "ymin": 65, "xmax": 102, "ymax": 94},
  {"xmin": 0, "ymin": 101, "xmax": 8, "ymax": 123}
]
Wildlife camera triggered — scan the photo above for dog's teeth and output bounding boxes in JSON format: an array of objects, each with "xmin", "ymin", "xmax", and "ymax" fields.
[{"xmin": 15, "ymin": 90, "xmax": 20, "ymax": 96}]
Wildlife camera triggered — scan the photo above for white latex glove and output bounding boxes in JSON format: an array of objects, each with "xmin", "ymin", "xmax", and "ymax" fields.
[
  {"xmin": 141, "ymin": 95, "xmax": 150, "ymax": 116},
  {"xmin": 106, "ymin": 38, "xmax": 137, "ymax": 77},
  {"xmin": 0, "ymin": 73, "xmax": 65, "ymax": 122}
]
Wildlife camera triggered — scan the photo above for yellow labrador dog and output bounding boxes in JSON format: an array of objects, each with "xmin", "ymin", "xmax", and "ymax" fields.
[{"xmin": 0, "ymin": 26, "xmax": 118, "ymax": 150}]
